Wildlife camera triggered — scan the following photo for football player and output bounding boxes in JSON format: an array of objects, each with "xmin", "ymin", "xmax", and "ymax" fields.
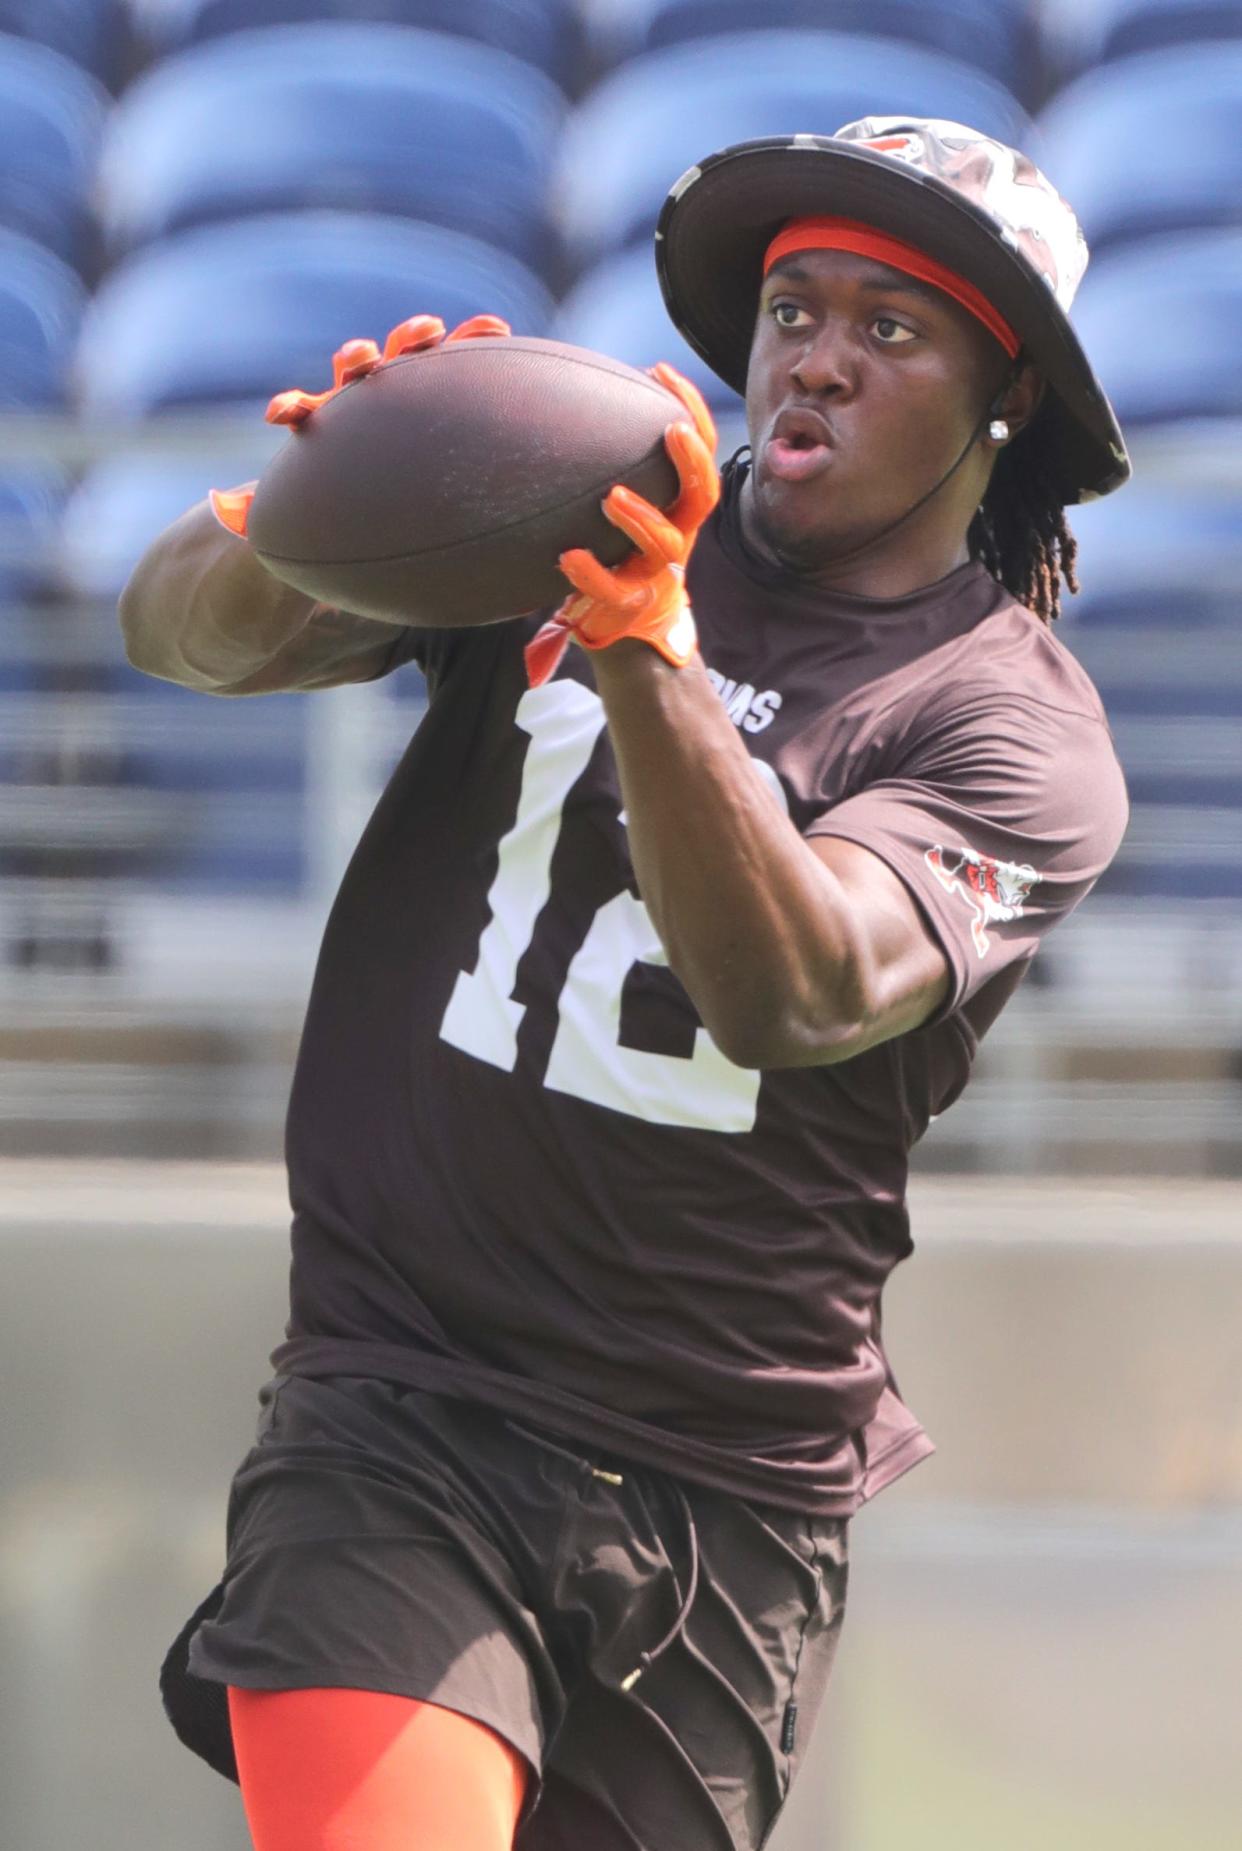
[{"xmin": 127, "ymin": 119, "xmax": 1130, "ymax": 1851}]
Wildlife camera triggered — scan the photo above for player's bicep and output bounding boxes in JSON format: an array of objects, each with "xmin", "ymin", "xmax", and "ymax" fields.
[{"xmin": 808, "ymin": 835, "xmax": 950, "ymax": 1057}]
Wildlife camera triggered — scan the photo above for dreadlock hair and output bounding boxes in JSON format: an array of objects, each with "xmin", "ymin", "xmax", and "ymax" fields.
[{"xmin": 968, "ymin": 407, "xmax": 1079, "ymax": 626}]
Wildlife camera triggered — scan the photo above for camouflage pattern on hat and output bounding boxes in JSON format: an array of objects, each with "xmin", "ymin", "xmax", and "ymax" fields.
[{"xmin": 833, "ymin": 117, "xmax": 1089, "ymax": 313}]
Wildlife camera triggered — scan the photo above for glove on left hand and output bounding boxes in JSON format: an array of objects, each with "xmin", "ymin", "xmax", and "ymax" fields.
[{"xmin": 524, "ymin": 363, "xmax": 720, "ymax": 688}]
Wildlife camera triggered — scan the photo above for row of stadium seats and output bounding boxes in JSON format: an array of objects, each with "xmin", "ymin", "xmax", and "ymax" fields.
[
  {"xmin": 6, "ymin": 213, "xmax": 1238, "ymax": 431},
  {"xmin": 2, "ymin": 4, "xmax": 1240, "ymax": 914},
  {"xmin": 9, "ymin": 0, "xmax": 1241, "ymax": 93},
  {"xmin": 144, "ymin": 0, "xmax": 586, "ymax": 89},
  {"xmin": 3, "ymin": 206, "xmax": 1241, "ymax": 673},
  {"xmin": 2, "ymin": 29, "xmax": 1240, "ymax": 438},
  {"xmin": 5, "ymin": 24, "xmax": 1242, "ymax": 282},
  {"xmin": 2, "ymin": 478, "xmax": 1236, "ymax": 901},
  {"xmin": 0, "ymin": 0, "xmax": 130, "ymax": 87}
]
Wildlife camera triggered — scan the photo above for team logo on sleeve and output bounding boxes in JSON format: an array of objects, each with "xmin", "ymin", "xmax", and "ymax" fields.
[{"xmin": 925, "ymin": 844, "xmax": 1039, "ymax": 958}]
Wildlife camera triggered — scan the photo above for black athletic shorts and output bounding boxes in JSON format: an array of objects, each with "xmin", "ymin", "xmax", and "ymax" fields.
[{"xmin": 162, "ymin": 1373, "xmax": 850, "ymax": 1851}]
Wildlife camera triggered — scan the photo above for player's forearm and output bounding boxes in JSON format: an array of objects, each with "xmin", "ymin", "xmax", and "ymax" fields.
[
  {"xmin": 591, "ymin": 642, "xmax": 872, "ymax": 1067},
  {"xmin": 118, "ymin": 498, "xmax": 410, "ymax": 696}
]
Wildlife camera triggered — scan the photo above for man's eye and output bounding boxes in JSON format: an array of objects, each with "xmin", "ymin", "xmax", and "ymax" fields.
[
  {"xmin": 770, "ymin": 301, "xmax": 810, "ymax": 328},
  {"xmin": 873, "ymin": 317, "xmax": 916, "ymax": 344}
]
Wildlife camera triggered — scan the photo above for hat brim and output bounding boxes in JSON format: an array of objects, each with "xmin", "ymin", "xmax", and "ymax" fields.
[{"xmin": 655, "ymin": 137, "xmax": 1130, "ymax": 504}]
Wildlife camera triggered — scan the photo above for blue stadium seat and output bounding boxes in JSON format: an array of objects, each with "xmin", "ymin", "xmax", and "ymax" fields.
[
  {"xmin": 74, "ymin": 673, "xmax": 311, "ymax": 893},
  {"xmin": 59, "ymin": 458, "xmax": 267, "ymax": 601},
  {"xmin": 556, "ymin": 32, "xmax": 1034, "ymax": 266},
  {"xmin": 0, "ymin": 35, "xmax": 107, "ymax": 267},
  {"xmin": 1095, "ymin": 837, "xmax": 1242, "ymax": 901},
  {"xmin": 0, "ymin": 0, "xmax": 131, "ymax": 86},
  {"xmin": 157, "ymin": 0, "xmax": 584, "ymax": 92},
  {"xmin": 1068, "ymin": 484, "xmax": 1242, "ymax": 627},
  {"xmin": 54, "ymin": 452, "xmax": 313, "ymax": 896},
  {"xmin": 620, "ymin": 0, "xmax": 1034, "ymax": 104},
  {"xmin": 1069, "ymin": 231, "xmax": 1242, "ymax": 426},
  {"xmin": 50, "ymin": 452, "xmax": 312, "ymax": 897},
  {"xmin": 0, "ymin": 231, "xmax": 87, "ymax": 408},
  {"xmin": 1038, "ymin": 45, "xmax": 1242, "ymax": 251},
  {"xmin": 75, "ymin": 211, "xmax": 556, "ymax": 416},
  {"xmin": 555, "ymin": 246, "xmax": 737, "ymax": 407},
  {"xmin": 97, "ymin": 25, "xmax": 564, "ymax": 272},
  {"xmin": 0, "ymin": 471, "xmax": 69, "ymax": 608},
  {"xmin": 1063, "ymin": 490, "xmax": 1242, "ymax": 901},
  {"xmin": 1098, "ymin": 0, "xmax": 1242, "ymax": 62},
  {"xmin": 555, "ymin": 244, "xmax": 749, "ymax": 453}
]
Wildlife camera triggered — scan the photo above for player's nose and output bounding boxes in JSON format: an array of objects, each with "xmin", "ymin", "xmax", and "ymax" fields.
[{"xmin": 789, "ymin": 319, "xmax": 858, "ymax": 400}]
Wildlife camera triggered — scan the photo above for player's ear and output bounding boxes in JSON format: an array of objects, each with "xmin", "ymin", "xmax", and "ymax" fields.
[{"xmin": 992, "ymin": 362, "xmax": 1044, "ymax": 442}]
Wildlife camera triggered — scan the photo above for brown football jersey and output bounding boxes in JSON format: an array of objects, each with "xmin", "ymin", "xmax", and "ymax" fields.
[{"xmin": 270, "ymin": 459, "xmax": 1129, "ymax": 1515}]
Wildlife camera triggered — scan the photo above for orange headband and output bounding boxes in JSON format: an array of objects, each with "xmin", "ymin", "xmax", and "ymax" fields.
[{"xmin": 763, "ymin": 215, "xmax": 1021, "ymax": 359}]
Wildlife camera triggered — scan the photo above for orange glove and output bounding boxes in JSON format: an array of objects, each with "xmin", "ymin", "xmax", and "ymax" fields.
[
  {"xmin": 209, "ymin": 312, "xmax": 512, "ymax": 537},
  {"xmin": 524, "ymin": 362, "xmax": 720, "ymax": 688}
]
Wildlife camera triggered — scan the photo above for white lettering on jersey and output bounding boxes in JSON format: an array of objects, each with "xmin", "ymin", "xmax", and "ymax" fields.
[
  {"xmin": 440, "ymin": 680, "xmax": 762, "ymax": 1131},
  {"xmin": 704, "ymin": 668, "xmax": 783, "ymax": 734},
  {"xmin": 742, "ymin": 688, "xmax": 783, "ymax": 734},
  {"xmin": 545, "ymin": 888, "xmax": 759, "ymax": 1130},
  {"xmin": 439, "ymin": 680, "xmax": 603, "ymax": 1069}
]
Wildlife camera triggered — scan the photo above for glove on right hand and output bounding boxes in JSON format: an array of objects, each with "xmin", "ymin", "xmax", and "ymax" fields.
[{"xmin": 524, "ymin": 362, "xmax": 720, "ymax": 687}]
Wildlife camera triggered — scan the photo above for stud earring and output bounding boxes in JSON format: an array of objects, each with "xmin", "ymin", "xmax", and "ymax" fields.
[{"xmin": 988, "ymin": 419, "xmax": 1010, "ymax": 443}]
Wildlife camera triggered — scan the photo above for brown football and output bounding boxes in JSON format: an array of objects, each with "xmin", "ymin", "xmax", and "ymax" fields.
[{"xmin": 245, "ymin": 336, "xmax": 685, "ymax": 626}]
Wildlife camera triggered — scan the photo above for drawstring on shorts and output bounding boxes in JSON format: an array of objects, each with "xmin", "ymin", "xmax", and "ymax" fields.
[
  {"xmin": 619, "ymin": 1479, "xmax": 699, "ymax": 1691},
  {"xmin": 504, "ymin": 1417, "xmax": 624, "ymax": 1485},
  {"xmin": 503, "ymin": 1418, "xmax": 701, "ymax": 1693}
]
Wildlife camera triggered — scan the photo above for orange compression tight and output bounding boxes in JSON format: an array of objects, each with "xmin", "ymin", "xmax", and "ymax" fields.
[{"xmin": 227, "ymin": 1685, "xmax": 530, "ymax": 1851}]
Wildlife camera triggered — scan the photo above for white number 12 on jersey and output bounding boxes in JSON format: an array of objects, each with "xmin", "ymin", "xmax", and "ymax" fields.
[{"xmin": 439, "ymin": 680, "xmax": 761, "ymax": 1133}]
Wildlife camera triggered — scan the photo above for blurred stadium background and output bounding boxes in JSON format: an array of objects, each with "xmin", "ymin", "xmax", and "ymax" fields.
[{"xmin": 0, "ymin": 0, "xmax": 1239, "ymax": 1846}]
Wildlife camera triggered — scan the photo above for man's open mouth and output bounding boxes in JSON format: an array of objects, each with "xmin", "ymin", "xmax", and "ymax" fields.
[
  {"xmin": 763, "ymin": 408, "xmax": 835, "ymax": 482},
  {"xmin": 765, "ymin": 439, "xmax": 832, "ymax": 484}
]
